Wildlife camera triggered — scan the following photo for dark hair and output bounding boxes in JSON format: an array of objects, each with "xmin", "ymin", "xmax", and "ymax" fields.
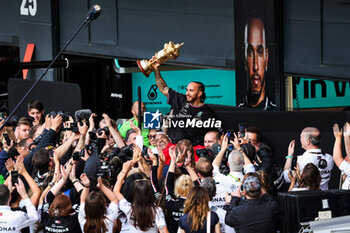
[
  {"xmin": 256, "ymin": 170, "xmax": 272, "ymax": 193},
  {"xmin": 32, "ymin": 148, "xmax": 50, "ymax": 173},
  {"xmin": 196, "ymin": 158, "xmax": 213, "ymax": 178},
  {"xmin": 246, "ymin": 126, "xmax": 263, "ymax": 143},
  {"xmin": 126, "ymin": 129, "xmax": 136, "ymax": 142},
  {"xmin": 200, "ymin": 177, "xmax": 216, "ymax": 201},
  {"xmin": 28, "ymin": 100, "xmax": 44, "ymax": 112},
  {"xmin": 184, "ymin": 186, "xmax": 210, "ymax": 232},
  {"xmin": 121, "ymin": 172, "xmax": 146, "ymax": 202},
  {"xmin": 0, "ymin": 184, "xmax": 10, "ymax": 205},
  {"xmin": 84, "ymin": 191, "xmax": 108, "ymax": 233},
  {"xmin": 192, "ymin": 81, "xmax": 206, "ymax": 102},
  {"xmin": 49, "ymin": 194, "xmax": 73, "ymax": 217},
  {"xmin": 131, "ymin": 179, "xmax": 156, "ymax": 231},
  {"xmin": 299, "ymin": 163, "xmax": 321, "ymax": 190},
  {"xmin": 242, "ymin": 172, "xmax": 262, "ymax": 198},
  {"xmin": 240, "ymin": 143, "xmax": 256, "ymax": 162}
]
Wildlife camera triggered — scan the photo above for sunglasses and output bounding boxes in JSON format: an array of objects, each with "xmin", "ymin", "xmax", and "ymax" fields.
[{"xmin": 148, "ymin": 135, "xmax": 156, "ymax": 139}]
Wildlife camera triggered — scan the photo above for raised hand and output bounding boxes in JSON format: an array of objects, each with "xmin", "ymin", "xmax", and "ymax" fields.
[
  {"xmin": 169, "ymin": 145, "xmax": 176, "ymax": 161},
  {"xmin": 5, "ymin": 158, "xmax": 15, "ymax": 172},
  {"xmin": 184, "ymin": 151, "xmax": 192, "ymax": 167},
  {"xmin": 333, "ymin": 123, "xmax": 342, "ymax": 139},
  {"xmin": 80, "ymin": 173, "xmax": 90, "ymax": 187},
  {"xmin": 148, "ymin": 147, "xmax": 158, "ymax": 165},
  {"xmin": 129, "ymin": 119, "xmax": 141, "ymax": 135},
  {"xmin": 102, "ymin": 113, "xmax": 112, "ymax": 128},
  {"xmin": 78, "ymin": 120, "xmax": 88, "ymax": 136},
  {"xmin": 288, "ymin": 140, "xmax": 295, "ymax": 156},
  {"xmin": 15, "ymin": 178, "xmax": 28, "ymax": 198},
  {"xmin": 176, "ymin": 147, "xmax": 186, "ymax": 164}
]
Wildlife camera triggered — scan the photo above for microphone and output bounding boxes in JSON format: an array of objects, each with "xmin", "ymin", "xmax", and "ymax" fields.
[{"xmin": 86, "ymin": 4, "xmax": 102, "ymax": 22}]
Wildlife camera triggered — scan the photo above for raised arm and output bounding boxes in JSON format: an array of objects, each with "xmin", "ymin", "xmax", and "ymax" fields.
[
  {"xmin": 333, "ymin": 124, "xmax": 344, "ymax": 167},
  {"xmin": 113, "ymin": 160, "xmax": 134, "ymax": 201},
  {"xmin": 54, "ymin": 133, "xmax": 79, "ymax": 160},
  {"xmin": 50, "ymin": 164, "xmax": 72, "ymax": 196},
  {"xmin": 69, "ymin": 164, "xmax": 84, "ymax": 193},
  {"xmin": 80, "ymin": 173, "xmax": 90, "ymax": 205},
  {"xmin": 97, "ymin": 177, "xmax": 118, "ymax": 204},
  {"xmin": 343, "ymin": 122, "xmax": 350, "ymax": 158},
  {"xmin": 213, "ymin": 134, "xmax": 228, "ymax": 167},
  {"xmin": 157, "ymin": 147, "xmax": 165, "ymax": 180},
  {"xmin": 284, "ymin": 140, "xmax": 295, "ymax": 170},
  {"xmin": 232, "ymin": 133, "xmax": 253, "ymax": 167},
  {"xmin": 153, "ymin": 64, "xmax": 169, "ymax": 98},
  {"xmin": 165, "ymin": 146, "xmax": 177, "ymax": 195},
  {"xmin": 184, "ymin": 151, "xmax": 199, "ymax": 183},
  {"xmin": 16, "ymin": 157, "xmax": 41, "ymax": 207},
  {"xmin": 102, "ymin": 113, "xmax": 125, "ymax": 148},
  {"xmin": 74, "ymin": 120, "xmax": 88, "ymax": 153}
]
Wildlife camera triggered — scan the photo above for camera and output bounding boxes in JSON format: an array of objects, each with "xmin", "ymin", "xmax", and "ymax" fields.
[
  {"xmin": 71, "ymin": 150, "xmax": 84, "ymax": 161},
  {"xmin": 115, "ymin": 144, "xmax": 134, "ymax": 163},
  {"xmin": 97, "ymin": 148, "xmax": 121, "ymax": 179},
  {"xmin": 65, "ymin": 121, "xmax": 79, "ymax": 133},
  {"xmin": 96, "ymin": 126, "xmax": 110, "ymax": 137},
  {"xmin": 196, "ymin": 148, "xmax": 213, "ymax": 161},
  {"xmin": 4, "ymin": 115, "xmax": 18, "ymax": 127},
  {"xmin": 74, "ymin": 109, "xmax": 92, "ymax": 126},
  {"xmin": 49, "ymin": 111, "xmax": 70, "ymax": 122}
]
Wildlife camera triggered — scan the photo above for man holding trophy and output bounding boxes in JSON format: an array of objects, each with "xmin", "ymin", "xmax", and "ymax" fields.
[{"xmin": 138, "ymin": 42, "xmax": 221, "ymax": 146}]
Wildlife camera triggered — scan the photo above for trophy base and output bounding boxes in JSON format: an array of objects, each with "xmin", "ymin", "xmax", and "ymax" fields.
[{"xmin": 137, "ymin": 60, "xmax": 150, "ymax": 77}]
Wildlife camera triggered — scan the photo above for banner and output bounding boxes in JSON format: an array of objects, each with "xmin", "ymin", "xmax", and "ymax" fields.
[
  {"xmin": 293, "ymin": 77, "xmax": 350, "ymax": 109},
  {"xmin": 234, "ymin": 0, "xmax": 281, "ymax": 111}
]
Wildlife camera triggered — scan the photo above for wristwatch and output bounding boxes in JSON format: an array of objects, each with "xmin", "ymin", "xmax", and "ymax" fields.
[{"xmin": 48, "ymin": 182, "xmax": 55, "ymax": 187}]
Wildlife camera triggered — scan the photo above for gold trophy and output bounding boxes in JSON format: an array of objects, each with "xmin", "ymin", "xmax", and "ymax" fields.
[{"xmin": 137, "ymin": 41, "xmax": 184, "ymax": 77}]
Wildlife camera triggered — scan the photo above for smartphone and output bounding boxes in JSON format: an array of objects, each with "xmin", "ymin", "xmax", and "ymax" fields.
[
  {"xmin": 238, "ymin": 123, "xmax": 246, "ymax": 138},
  {"xmin": 3, "ymin": 133, "xmax": 11, "ymax": 145},
  {"xmin": 291, "ymin": 157, "xmax": 297, "ymax": 170},
  {"xmin": 226, "ymin": 130, "xmax": 235, "ymax": 140},
  {"xmin": 11, "ymin": 171, "xmax": 18, "ymax": 186}
]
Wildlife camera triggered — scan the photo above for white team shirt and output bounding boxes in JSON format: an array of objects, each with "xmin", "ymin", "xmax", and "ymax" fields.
[
  {"xmin": 339, "ymin": 160, "xmax": 350, "ymax": 190},
  {"xmin": 212, "ymin": 165, "xmax": 244, "ymax": 208},
  {"xmin": 0, "ymin": 198, "xmax": 38, "ymax": 233},
  {"xmin": 284, "ymin": 148, "xmax": 334, "ymax": 190}
]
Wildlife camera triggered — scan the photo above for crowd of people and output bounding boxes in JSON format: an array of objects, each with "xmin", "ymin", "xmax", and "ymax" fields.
[{"xmin": 0, "ymin": 66, "xmax": 349, "ymax": 233}]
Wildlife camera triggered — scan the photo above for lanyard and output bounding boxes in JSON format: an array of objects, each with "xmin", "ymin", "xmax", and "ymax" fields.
[{"xmin": 227, "ymin": 174, "xmax": 241, "ymax": 182}]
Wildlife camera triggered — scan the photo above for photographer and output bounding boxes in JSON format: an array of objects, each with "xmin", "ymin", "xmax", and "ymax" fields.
[
  {"xmin": 24, "ymin": 114, "xmax": 63, "ymax": 175},
  {"xmin": 224, "ymin": 173, "xmax": 281, "ymax": 233}
]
